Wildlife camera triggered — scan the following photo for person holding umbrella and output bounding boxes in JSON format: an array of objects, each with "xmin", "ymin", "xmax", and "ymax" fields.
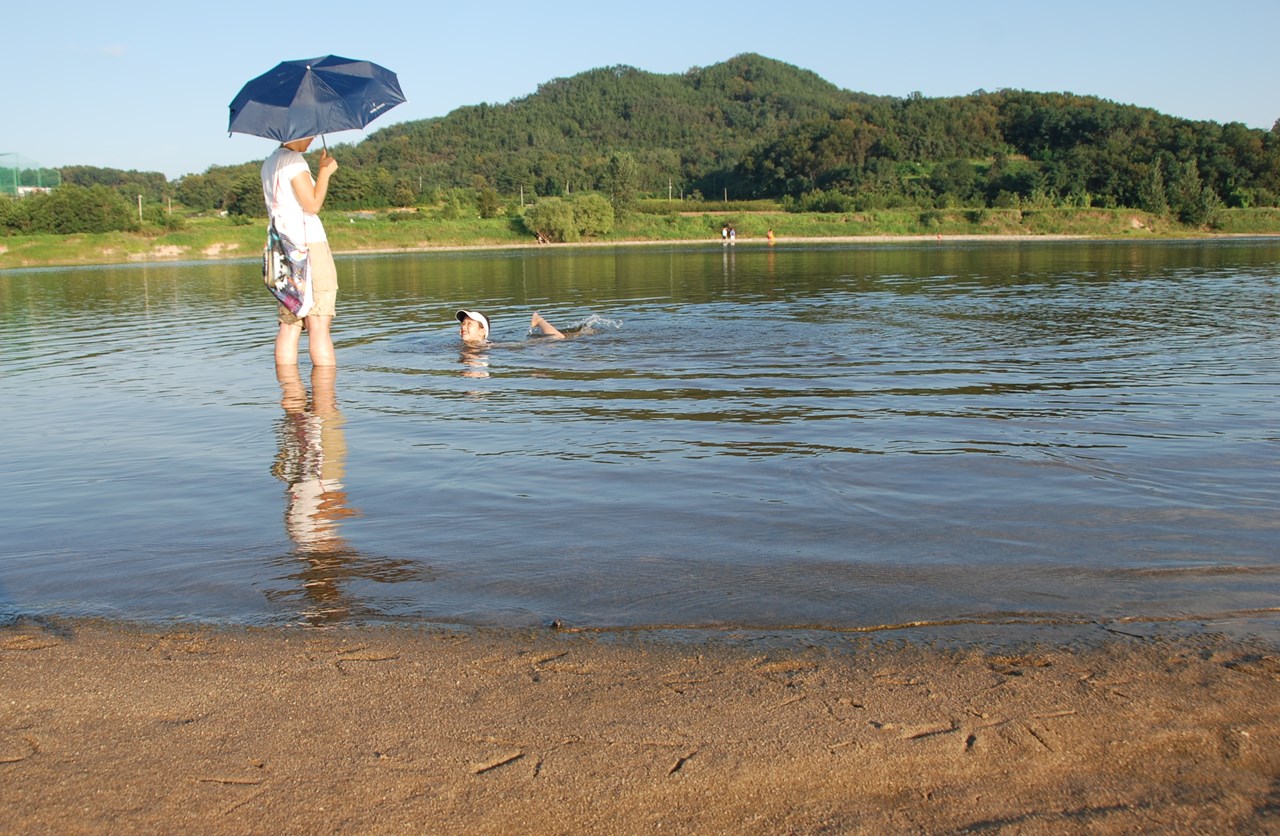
[
  {"xmin": 262, "ymin": 136, "xmax": 339, "ymax": 366},
  {"xmin": 229, "ymin": 55, "xmax": 407, "ymax": 367}
]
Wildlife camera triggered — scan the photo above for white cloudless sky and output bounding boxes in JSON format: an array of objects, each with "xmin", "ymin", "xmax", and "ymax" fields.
[{"xmin": 4, "ymin": 0, "xmax": 1277, "ymax": 179}]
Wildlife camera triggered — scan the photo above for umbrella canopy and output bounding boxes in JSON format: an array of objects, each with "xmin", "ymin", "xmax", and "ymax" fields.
[{"xmin": 228, "ymin": 55, "xmax": 406, "ymax": 142}]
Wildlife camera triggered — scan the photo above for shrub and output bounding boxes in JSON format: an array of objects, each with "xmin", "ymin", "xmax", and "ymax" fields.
[
  {"xmin": 784, "ymin": 189, "xmax": 856, "ymax": 213},
  {"xmin": 573, "ymin": 193, "xmax": 614, "ymax": 237},
  {"xmin": 521, "ymin": 193, "xmax": 614, "ymax": 242},
  {"xmin": 0, "ymin": 195, "xmax": 28, "ymax": 233},
  {"xmin": 146, "ymin": 204, "xmax": 186, "ymax": 231},
  {"xmin": 523, "ymin": 196, "xmax": 577, "ymax": 241},
  {"xmin": 24, "ymin": 184, "xmax": 139, "ymax": 233},
  {"xmin": 439, "ymin": 190, "xmax": 471, "ymax": 220},
  {"xmin": 919, "ymin": 209, "xmax": 945, "ymax": 229}
]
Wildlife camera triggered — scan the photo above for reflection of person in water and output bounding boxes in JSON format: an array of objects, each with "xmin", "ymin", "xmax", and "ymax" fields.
[
  {"xmin": 271, "ymin": 366, "xmax": 431, "ymax": 625},
  {"xmin": 275, "ymin": 365, "xmax": 354, "ymax": 552},
  {"xmin": 272, "ymin": 364, "xmax": 359, "ymax": 624},
  {"xmin": 459, "ymin": 345, "xmax": 490, "ymax": 378}
]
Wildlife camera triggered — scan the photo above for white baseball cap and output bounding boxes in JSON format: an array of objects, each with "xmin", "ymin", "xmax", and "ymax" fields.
[{"xmin": 456, "ymin": 310, "xmax": 490, "ymax": 338}]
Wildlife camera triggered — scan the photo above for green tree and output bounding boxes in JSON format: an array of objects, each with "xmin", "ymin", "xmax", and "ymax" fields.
[
  {"xmin": 224, "ymin": 173, "xmax": 266, "ymax": 217},
  {"xmin": 60, "ymin": 165, "xmax": 168, "ymax": 204},
  {"xmin": 476, "ymin": 186, "xmax": 501, "ymax": 218},
  {"xmin": 572, "ymin": 193, "xmax": 614, "ymax": 236},
  {"xmin": 1167, "ymin": 159, "xmax": 1220, "ymax": 226},
  {"xmin": 440, "ymin": 189, "xmax": 471, "ymax": 219},
  {"xmin": 522, "ymin": 196, "xmax": 577, "ymax": 241},
  {"xmin": 326, "ymin": 167, "xmax": 373, "ymax": 208},
  {"xmin": 1138, "ymin": 158, "xmax": 1169, "ymax": 215},
  {"xmin": 174, "ymin": 163, "xmax": 258, "ymax": 211},
  {"xmin": 392, "ymin": 179, "xmax": 417, "ymax": 208},
  {"xmin": 604, "ymin": 152, "xmax": 640, "ymax": 217},
  {"xmin": 521, "ymin": 193, "xmax": 614, "ymax": 241},
  {"xmin": 928, "ymin": 159, "xmax": 977, "ymax": 204}
]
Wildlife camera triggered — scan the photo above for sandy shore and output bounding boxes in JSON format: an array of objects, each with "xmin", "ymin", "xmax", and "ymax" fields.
[{"xmin": 2, "ymin": 621, "xmax": 1278, "ymax": 832}]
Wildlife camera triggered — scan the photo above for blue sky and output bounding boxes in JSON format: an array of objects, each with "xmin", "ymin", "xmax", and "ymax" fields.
[{"xmin": 5, "ymin": 0, "xmax": 1278, "ymax": 179}]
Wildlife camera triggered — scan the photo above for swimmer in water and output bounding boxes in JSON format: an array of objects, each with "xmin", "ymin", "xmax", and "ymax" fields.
[
  {"xmin": 457, "ymin": 309, "xmax": 575, "ymax": 343},
  {"xmin": 456, "ymin": 309, "xmax": 491, "ymax": 345}
]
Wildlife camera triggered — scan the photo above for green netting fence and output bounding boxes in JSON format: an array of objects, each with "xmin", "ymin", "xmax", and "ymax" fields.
[{"xmin": 0, "ymin": 153, "xmax": 61, "ymax": 196}]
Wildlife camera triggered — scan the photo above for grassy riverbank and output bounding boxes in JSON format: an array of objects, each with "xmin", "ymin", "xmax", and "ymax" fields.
[{"xmin": 3, "ymin": 207, "xmax": 1280, "ymax": 270}]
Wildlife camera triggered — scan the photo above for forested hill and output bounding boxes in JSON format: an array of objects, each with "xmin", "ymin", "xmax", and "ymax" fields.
[
  {"xmin": 347, "ymin": 54, "xmax": 885, "ymax": 198},
  {"xmin": 336, "ymin": 51, "xmax": 1280, "ymax": 218},
  {"xmin": 72, "ymin": 52, "xmax": 1280, "ymax": 224}
]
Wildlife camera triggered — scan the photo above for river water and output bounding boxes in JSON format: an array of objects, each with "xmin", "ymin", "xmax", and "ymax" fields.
[{"xmin": 1, "ymin": 240, "xmax": 1277, "ymax": 642}]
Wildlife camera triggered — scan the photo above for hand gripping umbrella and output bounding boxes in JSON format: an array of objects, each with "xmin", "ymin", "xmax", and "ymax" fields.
[{"xmin": 228, "ymin": 55, "xmax": 406, "ymax": 145}]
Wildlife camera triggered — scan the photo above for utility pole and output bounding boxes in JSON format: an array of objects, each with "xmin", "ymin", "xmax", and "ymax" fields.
[{"xmin": 137, "ymin": 195, "xmax": 143, "ymax": 223}]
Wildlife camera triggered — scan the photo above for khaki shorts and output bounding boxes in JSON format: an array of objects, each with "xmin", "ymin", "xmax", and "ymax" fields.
[{"xmin": 279, "ymin": 241, "xmax": 338, "ymax": 324}]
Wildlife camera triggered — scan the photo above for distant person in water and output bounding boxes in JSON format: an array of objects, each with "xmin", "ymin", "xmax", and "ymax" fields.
[{"xmin": 456, "ymin": 309, "xmax": 574, "ymax": 343}]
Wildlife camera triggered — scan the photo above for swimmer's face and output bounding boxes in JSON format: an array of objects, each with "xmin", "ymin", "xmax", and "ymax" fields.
[{"xmin": 459, "ymin": 316, "xmax": 487, "ymax": 344}]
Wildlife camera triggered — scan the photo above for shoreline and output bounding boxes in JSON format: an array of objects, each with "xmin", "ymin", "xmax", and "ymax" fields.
[
  {"xmin": 4, "ymin": 230, "xmax": 1280, "ymax": 271},
  {"xmin": 3, "ymin": 618, "xmax": 1278, "ymax": 831},
  {"xmin": 332, "ymin": 232, "xmax": 1097, "ymax": 258}
]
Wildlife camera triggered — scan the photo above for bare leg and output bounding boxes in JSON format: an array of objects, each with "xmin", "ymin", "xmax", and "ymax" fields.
[
  {"xmin": 530, "ymin": 311, "xmax": 566, "ymax": 339},
  {"xmin": 305, "ymin": 314, "xmax": 336, "ymax": 366},
  {"xmin": 275, "ymin": 321, "xmax": 303, "ymax": 365}
]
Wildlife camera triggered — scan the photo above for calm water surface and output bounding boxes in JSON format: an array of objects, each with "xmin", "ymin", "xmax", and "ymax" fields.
[{"xmin": 2, "ymin": 240, "xmax": 1277, "ymax": 641}]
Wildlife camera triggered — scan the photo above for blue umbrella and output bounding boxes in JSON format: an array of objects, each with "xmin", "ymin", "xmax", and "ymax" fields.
[{"xmin": 228, "ymin": 55, "xmax": 406, "ymax": 143}]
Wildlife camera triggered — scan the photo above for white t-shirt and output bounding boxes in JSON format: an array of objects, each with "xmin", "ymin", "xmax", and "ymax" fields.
[{"xmin": 261, "ymin": 147, "xmax": 327, "ymax": 245}]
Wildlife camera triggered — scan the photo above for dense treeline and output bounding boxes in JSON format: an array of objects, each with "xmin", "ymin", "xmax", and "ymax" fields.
[
  {"xmin": 0, "ymin": 166, "xmax": 61, "ymax": 192},
  {"xmin": 340, "ymin": 54, "xmax": 1280, "ymax": 225},
  {"xmin": 0, "ymin": 184, "xmax": 142, "ymax": 234},
  {"xmin": 737, "ymin": 89, "xmax": 1280, "ymax": 226},
  {"xmin": 60, "ymin": 166, "xmax": 169, "ymax": 203},
  {"xmin": 4, "ymin": 53, "xmax": 1279, "ymax": 236},
  {"xmin": 344, "ymin": 56, "xmax": 876, "ymax": 204}
]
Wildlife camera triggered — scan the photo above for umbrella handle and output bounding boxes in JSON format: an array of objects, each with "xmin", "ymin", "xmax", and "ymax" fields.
[{"xmin": 320, "ymin": 135, "xmax": 328, "ymax": 153}]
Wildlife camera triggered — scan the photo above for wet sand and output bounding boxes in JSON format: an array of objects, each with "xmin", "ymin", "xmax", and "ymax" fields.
[{"xmin": 2, "ymin": 620, "xmax": 1278, "ymax": 832}]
